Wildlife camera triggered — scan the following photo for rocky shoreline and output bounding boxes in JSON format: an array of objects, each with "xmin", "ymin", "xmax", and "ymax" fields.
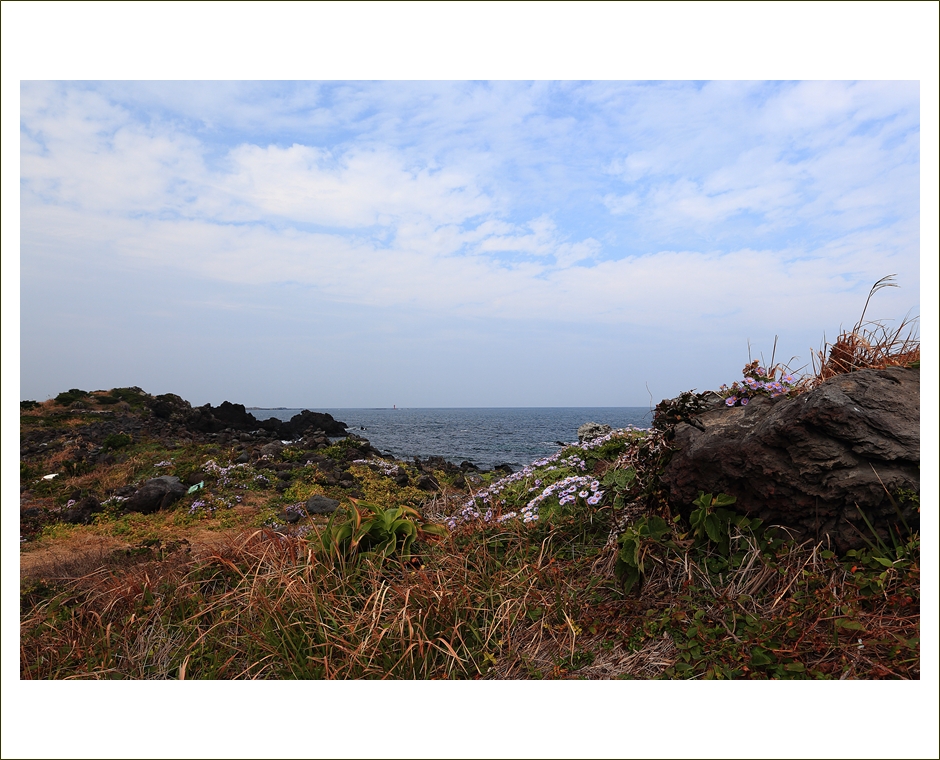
[
  {"xmin": 20, "ymin": 366, "xmax": 920, "ymax": 551},
  {"xmin": 19, "ymin": 374, "xmax": 921, "ymax": 681}
]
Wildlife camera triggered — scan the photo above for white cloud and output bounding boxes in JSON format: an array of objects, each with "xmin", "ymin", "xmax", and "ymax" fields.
[{"xmin": 18, "ymin": 79, "xmax": 921, "ymax": 394}]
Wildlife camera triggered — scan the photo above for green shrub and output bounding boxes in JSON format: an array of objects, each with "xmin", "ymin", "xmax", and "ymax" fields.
[
  {"xmin": 102, "ymin": 433, "xmax": 133, "ymax": 451},
  {"xmin": 316, "ymin": 501, "xmax": 447, "ymax": 566},
  {"xmin": 109, "ymin": 387, "xmax": 148, "ymax": 408},
  {"xmin": 54, "ymin": 389, "xmax": 89, "ymax": 406},
  {"xmin": 615, "ymin": 514, "xmax": 673, "ymax": 593}
]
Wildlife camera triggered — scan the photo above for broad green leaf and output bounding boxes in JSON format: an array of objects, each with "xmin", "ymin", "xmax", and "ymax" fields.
[
  {"xmin": 704, "ymin": 514, "xmax": 723, "ymax": 544},
  {"xmin": 419, "ymin": 523, "xmax": 448, "ymax": 537},
  {"xmin": 693, "ymin": 492, "xmax": 712, "ymax": 510},
  {"xmin": 749, "ymin": 647, "xmax": 775, "ymax": 667},
  {"xmin": 646, "ymin": 515, "xmax": 670, "ymax": 541}
]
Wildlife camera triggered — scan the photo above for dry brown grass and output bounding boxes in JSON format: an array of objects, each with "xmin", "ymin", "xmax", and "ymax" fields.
[{"xmin": 811, "ymin": 275, "xmax": 919, "ymax": 387}]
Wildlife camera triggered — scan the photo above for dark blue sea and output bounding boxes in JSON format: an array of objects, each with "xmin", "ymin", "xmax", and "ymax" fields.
[{"xmin": 252, "ymin": 407, "xmax": 653, "ymax": 470}]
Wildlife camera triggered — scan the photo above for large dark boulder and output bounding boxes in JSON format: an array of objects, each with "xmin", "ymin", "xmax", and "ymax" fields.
[
  {"xmin": 62, "ymin": 496, "xmax": 102, "ymax": 524},
  {"xmin": 148, "ymin": 393, "xmax": 192, "ymax": 420},
  {"xmin": 306, "ymin": 494, "xmax": 340, "ymax": 514},
  {"xmin": 279, "ymin": 410, "xmax": 347, "ymax": 438},
  {"xmin": 660, "ymin": 367, "xmax": 919, "ymax": 552},
  {"xmin": 125, "ymin": 476, "xmax": 187, "ymax": 514},
  {"xmin": 183, "ymin": 402, "xmax": 346, "ymax": 438}
]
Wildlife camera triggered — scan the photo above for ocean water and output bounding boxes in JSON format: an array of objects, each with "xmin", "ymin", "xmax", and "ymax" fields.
[{"xmin": 253, "ymin": 407, "xmax": 653, "ymax": 470}]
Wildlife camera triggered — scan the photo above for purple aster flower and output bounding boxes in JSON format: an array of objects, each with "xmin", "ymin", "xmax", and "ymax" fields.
[{"xmin": 726, "ymin": 397, "xmax": 737, "ymax": 407}]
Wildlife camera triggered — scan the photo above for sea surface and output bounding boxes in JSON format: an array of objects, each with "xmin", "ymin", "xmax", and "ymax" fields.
[{"xmin": 252, "ymin": 407, "xmax": 653, "ymax": 470}]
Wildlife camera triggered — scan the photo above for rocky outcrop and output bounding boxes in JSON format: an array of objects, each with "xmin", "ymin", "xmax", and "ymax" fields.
[
  {"xmin": 578, "ymin": 422, "xmax": 612, "ymax": 443},
  {"xmin": 125, "ymin": 476, "xmax": 187, "ymax": 514},
  {"xmin": 62, "ymin": 496, "xmax": 102, "ymax": 524},
  {"xmin": 306, "ymin": 495, "xmax": 341, "ymax": 515},
  {"xmin": 660, "ymin": 367, "xmax": 919, "ymax": 552},
  {"xmin": 183, "ymin": 402, "xmax": 347, "ymax": 438}
]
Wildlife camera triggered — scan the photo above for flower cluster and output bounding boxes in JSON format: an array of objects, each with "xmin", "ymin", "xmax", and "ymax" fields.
[
  {"xmin": 352, "ymin": 458, "xmax": 401, "ymax": 476},
  {"xmin": 444, "ymin": 436, "xmax": 632, "ymax": 530},
  {"xmin": 188, "ymin": 498, "xmax": 211, "ymax": 516},
  {"xmin": 720, "ymin": 362, "xmax": 800, "ymax": 407},
  {"xmin": 527, "ymin": 475, "xmax": 604, "ymax": 510},
  {"xmin": 203, "ymin": 459, "xmax": 249, "ymax": 488}
]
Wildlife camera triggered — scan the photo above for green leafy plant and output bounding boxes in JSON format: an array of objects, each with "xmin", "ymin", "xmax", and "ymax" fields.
[
  {"xmin": 689, "ymin": 491, "xmax": 739, "ymax": 555},
  {"xmin": 845, "ymin": 500, "xmax": 919, "ymax": 596},
  {"xmin": 601, "ymin": 467, "xmax": 636, "ymax": 509},
  {"xmin": 689, "ymin": 491, "xmax": 768, "ymax": 550},
  {"xmin": 317, "ymin": 501, "xmax": 447, "ymax": 566},
  {"xmin": 615, "ymin": 514, "xmax": 672, "ymax": 593}
]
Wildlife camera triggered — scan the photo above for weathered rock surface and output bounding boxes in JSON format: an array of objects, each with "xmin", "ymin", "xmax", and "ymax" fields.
[
  {"xmin": 306, "ymin": 495, "xmax": 340, "ymax": 514},
  {"xmin": 125, "ymin": 476, "xmax": 187, "ymax": 514},
  {"xmin": 62, "ymin": 496, "xmax": 102, "ymax": 524},
  {"xmin": 660, "ymin": 367, "xmax": 919, "ymax": 552},
  {"xmin": 578, "ymin": 422, "xmax": 612, "ymax": 443},
  {"xmin": 183, "ymin": 401, "xmax": 347, "ymax": 438}
]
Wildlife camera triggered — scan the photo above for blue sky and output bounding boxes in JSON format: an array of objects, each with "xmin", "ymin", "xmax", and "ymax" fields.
[{"xmin": 16, "ymin": 78, "xmax": 923, "ymax": 406}]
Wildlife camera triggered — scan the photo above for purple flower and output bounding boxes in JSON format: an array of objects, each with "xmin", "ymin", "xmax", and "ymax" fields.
[
  {"xmin": 740, "ymin": 397, "xmax": 749, "ymax": 406},
  {"xmin": 725, "ymin": 397, "xmax": 737, "ymax": 407}
]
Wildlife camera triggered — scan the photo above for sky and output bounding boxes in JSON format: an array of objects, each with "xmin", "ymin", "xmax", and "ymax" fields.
[
  {"xmin": 3, "ymin": 5, "xmax": 939, "ymax": 759},
  {"xmin": 15, "ymin": 77, "xmax": 924, "ymax": 407}
]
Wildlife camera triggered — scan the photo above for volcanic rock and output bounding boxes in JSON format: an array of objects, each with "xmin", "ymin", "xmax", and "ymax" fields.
[
  {"xmin": 660, "ymin": 367, "xmax": 919, "ymax": 552},
  {"xmin": 578, "ymin": 422, "xmax": 612, "ymax": 443},
  {"xmin": 306, "ymin": 495, "xmax": 340, "ymax": 514},
  {"xmin": 125, "ymin": 476, "xmax": 187, "ymax": 514},
  {"xmin": 62, "ymin": 496, "xmax": 102, "ymax": 524}
]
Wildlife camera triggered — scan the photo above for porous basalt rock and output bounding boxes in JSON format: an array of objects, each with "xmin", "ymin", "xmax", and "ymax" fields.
[
  {"xmin": 660, "ymin": 367, "xmax": 919, "ymax": 552},
  {"xmin": 182, "ymin": 401, "xmax": 347, "ymax": 438},
  {"xmin": 578, "ymin": 422, "xmax": 612, "ymax": 443},
  {"xmin": 125, "ymin": 476, "xmax": 187, "ymax": 514},
  {"xmin": 306, "ymin": 495, "xmax": 340, "ymax": 514}
]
